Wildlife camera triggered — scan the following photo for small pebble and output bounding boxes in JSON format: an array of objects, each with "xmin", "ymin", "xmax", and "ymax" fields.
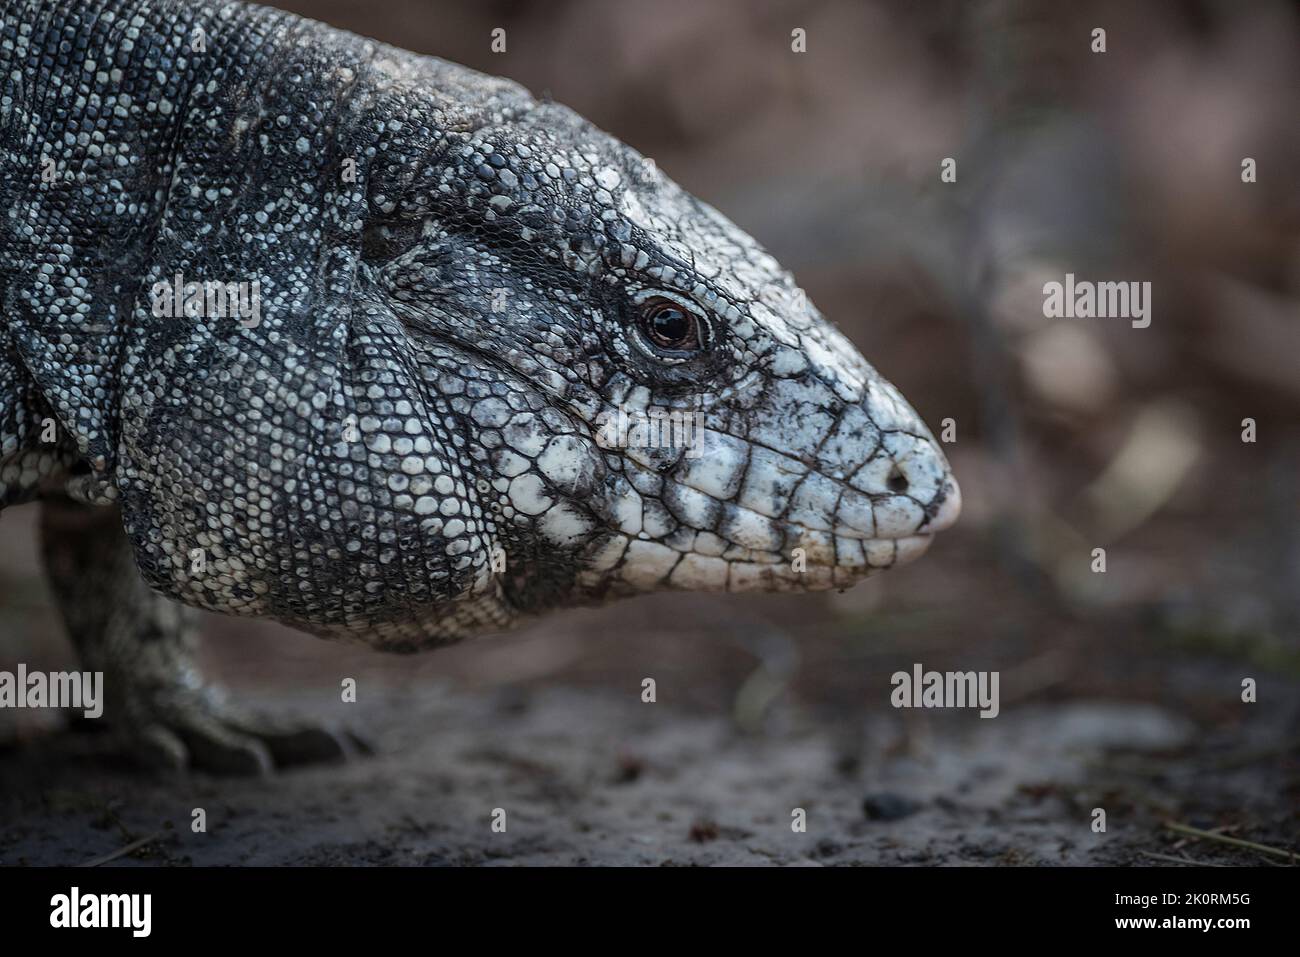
[{"xmin": 862, "ymin": 792, "xmax": 922, "ymax": 821}]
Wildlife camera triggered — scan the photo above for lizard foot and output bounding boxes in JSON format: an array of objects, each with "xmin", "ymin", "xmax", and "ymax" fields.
[{"xmin": 126, "ymin": 692, "xmax": 369, "ymax": 775}]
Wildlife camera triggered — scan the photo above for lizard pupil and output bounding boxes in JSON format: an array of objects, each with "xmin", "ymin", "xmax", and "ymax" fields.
[{"xmin": 640, "ymin": 299, "xmax": 700, "ymax": 351}]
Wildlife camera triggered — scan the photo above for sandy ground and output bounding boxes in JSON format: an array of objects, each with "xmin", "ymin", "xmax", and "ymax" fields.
[{"xmin": 2, "ymin": 679, "xmax": 1295, "ymax": 866}]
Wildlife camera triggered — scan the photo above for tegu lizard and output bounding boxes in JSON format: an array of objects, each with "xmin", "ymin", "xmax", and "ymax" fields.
[{"xmin": 0, "ymin": 0, "xmax": 960, "ymax": 772}]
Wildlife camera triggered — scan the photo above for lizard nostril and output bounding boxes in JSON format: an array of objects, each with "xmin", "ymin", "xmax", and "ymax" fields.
[{"xmin": 886, "ymin": 465, "xmax": 908, "ymax": 494}]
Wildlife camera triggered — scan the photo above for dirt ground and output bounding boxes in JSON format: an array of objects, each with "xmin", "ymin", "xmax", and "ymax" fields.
[{"xmin": 3, "ymin": 689, "xmax": 1296, "ymax": 867}]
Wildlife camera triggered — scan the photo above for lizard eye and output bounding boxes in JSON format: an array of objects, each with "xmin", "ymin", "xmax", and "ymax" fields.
[{"xmin": 637, "ymin": 297, "xmax": 705, "ymax": 353}]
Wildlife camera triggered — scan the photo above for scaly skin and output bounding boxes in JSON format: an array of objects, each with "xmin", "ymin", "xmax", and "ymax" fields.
[{"xmin": 0, "ymin": 0, "xmax": 960, "ymax": 772}]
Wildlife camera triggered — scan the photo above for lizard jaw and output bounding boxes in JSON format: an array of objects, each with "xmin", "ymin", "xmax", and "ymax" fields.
[{"xmin": 570, "ymin": 466, "xmax": 960, "ymax": 595}]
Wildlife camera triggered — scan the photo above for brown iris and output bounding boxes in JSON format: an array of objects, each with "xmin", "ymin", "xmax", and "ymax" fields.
[{"xmin": 639, "ymin": 298, "xmax": 702, "ymax": 352}]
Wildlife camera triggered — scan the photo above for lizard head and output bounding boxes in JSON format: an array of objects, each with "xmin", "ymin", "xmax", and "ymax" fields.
[
  {"xmin": 367, "ymin": 95, "xmax": 961, "ymax": 613},
  {"xmin": 117, "ymin": 44, "xmax": 957, "ymax": 647}
]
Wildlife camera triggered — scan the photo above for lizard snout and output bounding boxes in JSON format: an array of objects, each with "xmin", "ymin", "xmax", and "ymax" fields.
[{"xmin": 920, "ymin": 477, "xmax": 961, "ymax": 534}]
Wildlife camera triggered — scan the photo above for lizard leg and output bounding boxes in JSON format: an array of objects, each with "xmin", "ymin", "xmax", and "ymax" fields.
[{"xmin": 38, "ymin": 495, "xmax": 362, "ymax": 774}]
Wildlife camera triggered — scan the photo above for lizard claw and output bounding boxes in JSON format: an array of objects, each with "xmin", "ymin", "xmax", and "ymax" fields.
[
  {"xmin": 124, "ymin": 696, "xmax": 365, "ymax": 775},
  {"xmin": 136, "ymin": 716, "xmax": 274, "ymax": 775},
  {"xmin": 225, "ymin": 716, "xmax": 372, "ymax": 767}
]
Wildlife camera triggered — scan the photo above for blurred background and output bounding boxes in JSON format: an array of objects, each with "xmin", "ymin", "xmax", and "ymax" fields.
[{"xmin": 2, "ymin": 0, "xmax": 1297, "ymax": 865}]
